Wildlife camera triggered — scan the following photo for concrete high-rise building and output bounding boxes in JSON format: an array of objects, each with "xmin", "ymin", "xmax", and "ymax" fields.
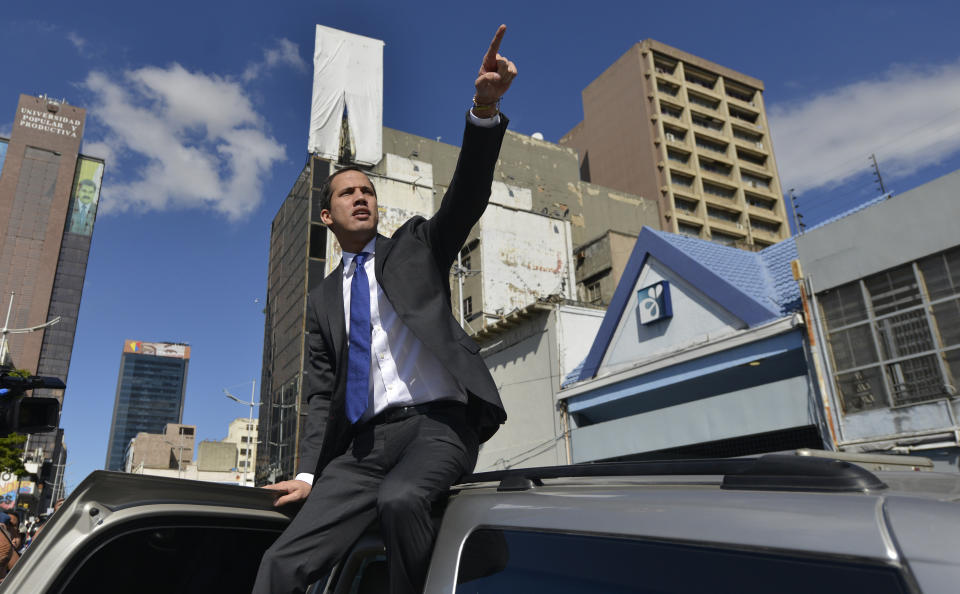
[
  {"xmin": 561, "ymin": 40, "xmax": 790, "ymax": 249},
  {"xmin": 0, "ymin": 93, "xmax": 104, "ymax": 509},
  {"xmin": 105, "ymin": 340, "xmax": 190, "ymax": 471}
]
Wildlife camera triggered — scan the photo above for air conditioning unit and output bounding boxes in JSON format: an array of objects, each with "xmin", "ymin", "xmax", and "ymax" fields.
[
  {"xmin": 666, "ymin": 133, "xmax": 676, "ymax": 141},
  {"xmin": 755, "ymin": 142, "xmax": 763, "ymax": 149}
]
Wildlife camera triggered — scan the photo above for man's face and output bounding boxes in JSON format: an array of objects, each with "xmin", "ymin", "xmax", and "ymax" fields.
[
  {"xmin": 7, "ymin": 515, "xmax": 17, "ymax": 530},
  {"xmin": 321, "ymin": 170, "xmax": 378, "ymax": 246},
  {"xmin": 77, "ymin": 182, "xmax": 96, "ymax": 204}
]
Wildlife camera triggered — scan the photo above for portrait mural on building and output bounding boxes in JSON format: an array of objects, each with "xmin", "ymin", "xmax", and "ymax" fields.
[{"xmin": 67, "ymin": 157, "xmax": 103, "ymax": 235}]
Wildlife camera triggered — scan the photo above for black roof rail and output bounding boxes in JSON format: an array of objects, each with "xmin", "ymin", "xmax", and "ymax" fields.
[{"xmin": 458, "ymin": 454, "xmax": 887, "ymax": 493}]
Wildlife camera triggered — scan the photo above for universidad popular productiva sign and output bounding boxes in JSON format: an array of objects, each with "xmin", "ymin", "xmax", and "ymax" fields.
[{"xmin": 17, "ymin": 107, "xmax": 83, "ymax": 138}]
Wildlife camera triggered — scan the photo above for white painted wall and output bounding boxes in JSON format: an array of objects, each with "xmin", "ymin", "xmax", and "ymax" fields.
[{"xmin": 600, "ymin": 256, "xmax": 745, "ymax": 375}]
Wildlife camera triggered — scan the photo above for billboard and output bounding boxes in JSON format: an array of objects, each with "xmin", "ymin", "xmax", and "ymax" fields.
[
  {"xmin": 124, "ymin": 340, "xmax": 191, "ymax": 360},
  {"xmin": 308, "ymin": 25, "xmax": 384, "ymax": 166},
  {"xmin": 0, "ymin": 472, "xmax": 22, "ymax": 510},
  {"xmin": 66, "ymin": 157, "xmax": 104, "ymax": 236}
]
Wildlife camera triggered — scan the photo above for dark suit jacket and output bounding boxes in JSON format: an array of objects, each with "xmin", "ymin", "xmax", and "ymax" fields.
[{"xmin": 298, "ymin": 114, "xmax": 509, "ymax": 478}]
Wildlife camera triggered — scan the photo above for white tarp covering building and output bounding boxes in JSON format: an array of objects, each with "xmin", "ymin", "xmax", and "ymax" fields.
[{"xmin": 308, "ymin": 25, "xmax": 384, "ymax": 166}]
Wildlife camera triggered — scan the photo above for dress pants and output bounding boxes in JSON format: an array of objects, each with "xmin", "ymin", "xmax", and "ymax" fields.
[{"xmin": 253, "ymin": 405, "xmax": 479, "ymax": 594}]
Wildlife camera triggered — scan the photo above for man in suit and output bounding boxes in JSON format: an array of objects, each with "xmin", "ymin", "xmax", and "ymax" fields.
[{"xmin": 253, "ymin": 25, "xmax": 517, "ymax": 594}]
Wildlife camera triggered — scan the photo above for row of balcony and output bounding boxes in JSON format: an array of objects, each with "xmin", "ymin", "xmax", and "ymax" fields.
[
  {"xmin": 651, "ymin": 61, "xmax": 760, "ymax": 112},
  {"xmin": 662, "ymin": 151, "xmax": 776, "ymax": 194},
  {"xmin": 664, "ymin": 177, "xmax": 785, "ymax": 222},
  {"xmin": 672, "ymin": 206, "xmax": 785, "ymax": 246}
]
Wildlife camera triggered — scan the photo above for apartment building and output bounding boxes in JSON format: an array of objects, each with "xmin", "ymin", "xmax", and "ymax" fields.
[{"xmin": 561, "ymin": 39, "xmax": 790, "ymax": 248}]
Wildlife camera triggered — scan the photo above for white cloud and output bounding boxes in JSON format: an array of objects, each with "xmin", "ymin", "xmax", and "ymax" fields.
[
  {"xmin": 67, "ymin": 32, "xmax": 87, "ymax": 53},
  {"xmin": 81, "ymin": 64, "xmax": 286, "ymax": 220},
  {"xmin": 242, "ymin": 38, "xmax": 308, "ymax": 83},
  {"xmin": 769, "ymin": 59, "xmax": 960, "ymax": 193}
]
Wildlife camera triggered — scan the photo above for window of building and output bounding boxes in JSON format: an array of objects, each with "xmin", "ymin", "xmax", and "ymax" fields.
[
  {"xmin": 586, "ymin": 280, "xmax": 603, "ymax": 305},
  {"xmin": 653, "ymin": 53, "xmax": 677, "ymax": 76},
  {"xmin": 462, "ymin": 254, "xmax": 472, "ymax": 270},
  {"xmin": 819, "ymin": 247, "xmax": 960, "ymax": 412},
  {"xmin": 736, "ymin": 147, "xmax": 767, "ymax": 167},
  {"xmin": 463, "ymin": 296, "xmax": 473, "ymax": 318},
  {"xmin": 733, "ymin": 126, "xmax": 764, "ymax": 149},
  {"xmin": 746, "ymin": 193, "xmax": 776, "ymax": 211},
  {"xmin": 667, "ymin": 148, "xmax": 690, "ymax": 166},
  {"xmin": 683, "ymin": 66, "xmax": 717, "ymax": 91},
  {"xmin": 670, "ymin": 171, "xmax": 694, "ymax": 188},
  {"xmin": 663, "ymin": 125, "xmax": 687, "ymax": 144},
  {"xmin": 455, "ymin": 529, "xmax": 909, "ymax": 593},
  {"xmin": 741, "ymin": 172, "xmax": 771, "ymax": 190},
  {"xmin": 729, "ymin": 105, "xmax": 760, "ymax": 125},
  {"xmin": 710, "ymin": 230, "xmax": 741, "ymax": 246},
  {"xmin": 699, "ymin": 157, "xmax": 732, "ymax": 177},
  {"xmin": 674, "ymin": 196, "xmax": 698, "ymax": 214},
  {"xmin": 749, "ymin": 217, "xmax": 780, "ymax": 235},
  {"xmin": 656, "ymin": 80, "xmax": 680, "ymax": 96},
  {"xmin": 660, "ymin": 101, "xmax": 683, "ymax": 119},
  {"xmin": 724, "ymin": 82, "xmax": 757, "ymax": 104},
  {"xmin": 687, "ymin": 91, "xmax": 720, "ymax": 111},
  {"xmin": 702, "ymin": 181, "xmax": 736, "ymax": 199},
  {"xmin": 677, "ymin": 222, "xmax": 702, "ymax": 238},
  {"xmin": 691, "ymin": 112, "xmax": 724, "ymax": 132},
  {"xmin": 707, "ymin": 206, "xmax": 740, "ymax": 224},
  {"xmin": 695, "ymin": 134, "xmax": 728, "ymax": 155}
]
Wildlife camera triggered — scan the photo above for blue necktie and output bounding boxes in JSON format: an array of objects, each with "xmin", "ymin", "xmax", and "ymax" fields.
[{"xmin": 346, "ymin": 253, "xmax": 371, "ymax": 423}]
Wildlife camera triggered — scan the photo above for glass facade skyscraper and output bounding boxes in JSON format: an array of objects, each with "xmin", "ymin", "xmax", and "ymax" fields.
[{"xmin": 104, "ymin": 340, "xmax": 190, "ymax": 471}]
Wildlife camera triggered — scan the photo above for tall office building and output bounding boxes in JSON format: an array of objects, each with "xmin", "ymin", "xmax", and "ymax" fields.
[
  {"xmin": 561, "ymin": 40, "xmax": 790, "ymax": 249},
  {"xmin": 104, "ymin": 340, "xmax": 190, "ymax": 471},
  {"xmin": 0, "ymin": 94, "xmax": 104, "ymax": 509}
]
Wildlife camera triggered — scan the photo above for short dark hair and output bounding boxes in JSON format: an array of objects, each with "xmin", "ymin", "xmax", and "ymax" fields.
[{"xmin": 318, "ymin": 166, "xmax": 376, "ymax": 213}]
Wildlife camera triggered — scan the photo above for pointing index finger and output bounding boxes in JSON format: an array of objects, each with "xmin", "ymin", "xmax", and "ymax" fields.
[{"xmin": 483, "ymin": 25, "xmax": 507, "ymax": 71}]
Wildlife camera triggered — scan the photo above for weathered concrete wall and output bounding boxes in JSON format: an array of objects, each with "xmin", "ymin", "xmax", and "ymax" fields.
[
  {"xmin": 575, "ymin": 184, "xmax": 660, "ymax": 246},
  {"xmin": 478, "ymin": 205, "xmax": 575, "ymax": 318},
  {"xmin": 198, "ymin": 440, "xmax": 238, "ymax": 471},
  {"xmin": 797, "ymin": 169, "xmax": 960, "ymax": 291}
]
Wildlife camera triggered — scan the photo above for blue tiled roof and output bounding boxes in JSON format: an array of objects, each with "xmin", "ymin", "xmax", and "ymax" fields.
[{"xmin": 651, "ymin": 229, "xmax": 800, "ymax": 316}]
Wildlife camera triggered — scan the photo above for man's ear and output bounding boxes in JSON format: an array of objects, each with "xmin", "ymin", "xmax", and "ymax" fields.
[{"xmin": 319, "ymin": 208, "xmax": 333, "ymax": 226}]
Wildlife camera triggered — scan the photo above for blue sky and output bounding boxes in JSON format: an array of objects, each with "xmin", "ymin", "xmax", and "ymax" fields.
[{"xmin": 3, "ymin": 0, "xmax": 960, "ymax": 492}]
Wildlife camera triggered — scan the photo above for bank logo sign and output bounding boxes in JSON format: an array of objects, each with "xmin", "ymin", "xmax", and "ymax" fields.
[{"xmin": 638, "ymin": 281, "xmax": 673, "ymax": 325}]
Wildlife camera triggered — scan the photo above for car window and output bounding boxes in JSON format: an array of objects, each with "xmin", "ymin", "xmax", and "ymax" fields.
[
  {"xmin": 57, "ymin": 523, "xmax": 282, "ymax": 594},
  {"xmin": 455, "ymin": 529, "xmax": 910, "ymax": 593}
]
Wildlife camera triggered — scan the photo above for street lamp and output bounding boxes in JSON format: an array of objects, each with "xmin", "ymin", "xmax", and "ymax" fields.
[{"xmin": 224, "ymin": 380, "xmax": 260, "ymax": 486}]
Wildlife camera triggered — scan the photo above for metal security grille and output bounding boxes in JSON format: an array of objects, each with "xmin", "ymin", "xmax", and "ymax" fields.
[{"xmin": 818, "ymin": 246, "xmax": 960, "ymax": 413}]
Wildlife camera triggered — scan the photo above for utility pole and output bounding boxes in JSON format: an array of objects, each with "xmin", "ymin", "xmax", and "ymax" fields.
[
  {"xmin": 224, "ymin": 380, "xmax": 261, "ymax": 486},
  {"xmin": 788, "ymin": 189, "xmax": 806, "ymax": 234},
  {"xmin": 869, "ymin": 153, "xmax": 887, "ymax": 195}
]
